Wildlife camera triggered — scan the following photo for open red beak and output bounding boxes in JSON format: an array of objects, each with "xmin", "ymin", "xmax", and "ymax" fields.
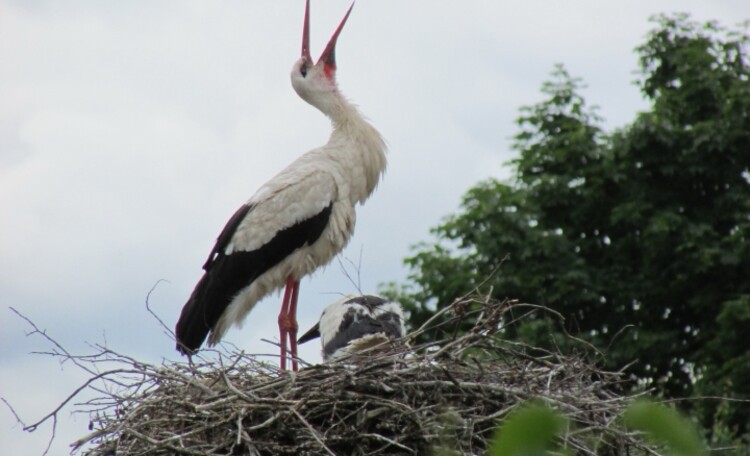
[
  {"xmin": 301, "ymin": 0, "xmax": 354, "ymax": 73},
  {"xmin": 301, "ymin": 0, "xmax": 312, "ymax": 62}
]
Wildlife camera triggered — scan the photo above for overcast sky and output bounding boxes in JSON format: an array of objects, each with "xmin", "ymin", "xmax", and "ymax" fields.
[{"xmin": 2, "ymin": 1, "xmax": 748, "ymax": 454}]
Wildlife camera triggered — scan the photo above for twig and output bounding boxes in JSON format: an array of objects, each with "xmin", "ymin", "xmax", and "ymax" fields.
[
  {"xmin": 289, "ymin": 406, "xmax": 336, "ymax": 456},
  {"xmin": 9, "ymin": 307, "xmax": 98, "ymax": 376},
  {"xmin": 1, "ymin": 397, "xmax": 26, "ymax": 427},
  {"xmin": 23, "ymin": 369, "xmax": 137, "ymax": 432},
  {"xmin": 144, "ymin": 278, "xmax": 176, "ymax": 340},
  {"xmin": 363, "ymin": 432, "xmax": 416, "ymax": 453},
  {"xmin": 337, "ymin": 245, "xmax": 365, "ymax": 295},
  {"xmin": 70, "ymin": 428, "xmax": 108, "ymax": 450}
]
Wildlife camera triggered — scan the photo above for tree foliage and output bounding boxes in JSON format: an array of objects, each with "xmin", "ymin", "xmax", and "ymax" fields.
[{"xmin": 385, "ymin": 14, "xmax": 750, "ymax": 442}]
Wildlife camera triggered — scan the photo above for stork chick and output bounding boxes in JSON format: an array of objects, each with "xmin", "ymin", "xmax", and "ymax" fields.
[{"xmin": 298, "ymin": 295, "xmax": 405, "ymax": 360}]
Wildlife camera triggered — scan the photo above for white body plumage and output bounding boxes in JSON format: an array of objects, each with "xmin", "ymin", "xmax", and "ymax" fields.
[{"xmin": 213, "ymin": 111, "xmax": 387, "ymax": 343}]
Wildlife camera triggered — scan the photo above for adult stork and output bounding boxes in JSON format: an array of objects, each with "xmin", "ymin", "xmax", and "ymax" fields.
[
  {"xmin": 175, "ymin": 1, "xmax": 387, "ymax": 372},
  {"xmin": 298, "ymin": 295, "xmax": 405, "ymax": 360}
]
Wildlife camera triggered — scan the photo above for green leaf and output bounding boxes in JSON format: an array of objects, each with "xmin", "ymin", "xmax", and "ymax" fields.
[
  {"xmin": 489, "ymin": 404, "xmax": 567, "ymax": 456},
  {"xmin": 623, "ymin": 401, "xmax": 707, "ymax": 456}
]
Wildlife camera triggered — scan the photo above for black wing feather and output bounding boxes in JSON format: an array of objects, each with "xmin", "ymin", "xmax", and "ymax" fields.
[
  {"xmin": 202, "ymin": 204, "xmax": 253, "ymax": 271},
  {"xmin": 176, "ymin": 202, "xmax": 333, "ymax": 354}
]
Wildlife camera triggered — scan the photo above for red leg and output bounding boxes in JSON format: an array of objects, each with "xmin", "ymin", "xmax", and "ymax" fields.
[
  {"xmin": 288, "ymin": 280, "xmax": 300, "ymax": 372},
  {"xmin": 277, "ymin": 277, "xmax": 295, "ymax": 372}
]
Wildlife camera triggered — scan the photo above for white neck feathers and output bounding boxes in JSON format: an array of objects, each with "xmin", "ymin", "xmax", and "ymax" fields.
[{"xmin": 324, "ymin": 94, "xmax": 387, "ymax": 205}]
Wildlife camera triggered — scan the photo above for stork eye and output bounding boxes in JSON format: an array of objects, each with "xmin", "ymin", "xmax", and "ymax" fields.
[{"xmin": 300, "ymin": 62, "xmax": 308, "ymax": 77}]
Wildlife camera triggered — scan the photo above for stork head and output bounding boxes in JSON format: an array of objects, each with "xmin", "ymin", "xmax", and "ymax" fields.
[{"xmin": 291, "ymin": 0, "xmax": 354, "ymax": 112}]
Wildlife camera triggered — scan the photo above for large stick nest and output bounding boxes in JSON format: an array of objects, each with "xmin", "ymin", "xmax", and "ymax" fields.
[{"xmin": 72, "ymin": 296, "xmax": 652, "ymax": 455}]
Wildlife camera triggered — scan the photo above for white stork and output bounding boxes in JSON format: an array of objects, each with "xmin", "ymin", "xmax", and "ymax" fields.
[
  {"xmin": 298, "ymin": 295, "xmax": 405, "ymax": 360},
  {"xmin": 175, "ymin": 1, "xmax": 386, "ymax": 372}
]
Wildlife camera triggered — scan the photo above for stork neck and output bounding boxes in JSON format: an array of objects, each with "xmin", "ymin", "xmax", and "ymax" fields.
[
  {"xmin": 322, "ymin": 91, "xmax": 360, "ymax": 127},
  {"xmin": 324, "ymin": 95, "xmax": 387, "ymax": 205}
]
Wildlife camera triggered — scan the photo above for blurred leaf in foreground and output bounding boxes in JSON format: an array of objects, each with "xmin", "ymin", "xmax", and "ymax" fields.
[
  {"xmin": 624, "ymin": 400, "xmax": 707, "ymax": 456},
  {"xmin": 489, "ymin": 403, "xmax": 567, "ymax": 456}
]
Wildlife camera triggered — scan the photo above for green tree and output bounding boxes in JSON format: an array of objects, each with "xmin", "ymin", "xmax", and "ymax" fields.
[{"xmin": 387, "ymin": 14, "xmax": 750, "ymax": 442}]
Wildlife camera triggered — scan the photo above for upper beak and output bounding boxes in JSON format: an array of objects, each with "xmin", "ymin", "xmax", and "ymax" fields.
[
  {"xmin": 298, "ymin": 322, "xmax": 321, "ymax": 345},
  {"xmin": 302, "ymin": 0, "xmax": 355, "ymax": 73},
  {"xmin": 301, "ymin": 0, "xmax": 312, "ymax": 62}
]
